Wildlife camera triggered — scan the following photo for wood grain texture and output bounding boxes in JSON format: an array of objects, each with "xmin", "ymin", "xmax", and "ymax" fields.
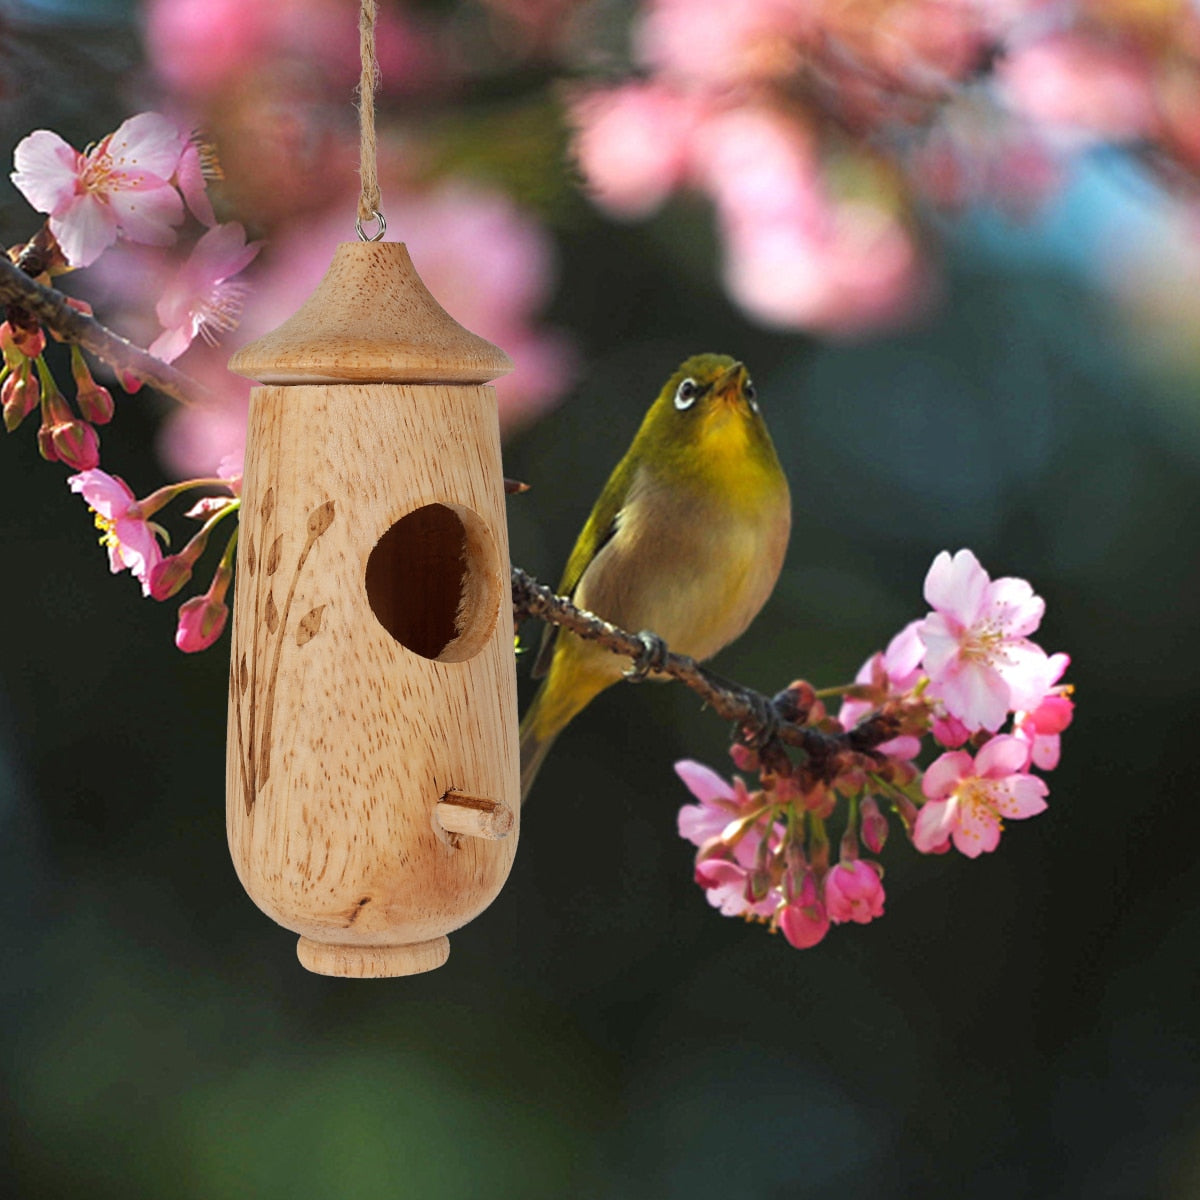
[
  {"xmin": 227, "ymin": 242, "xmax": 513, "ymax": 386},
  {"xmin": 227, "ymin": 241, "xmax": 518, "ymax": 977},
  {"xmin": 227, "ymin": 382, "xmax": 520, "ymax": 971}
]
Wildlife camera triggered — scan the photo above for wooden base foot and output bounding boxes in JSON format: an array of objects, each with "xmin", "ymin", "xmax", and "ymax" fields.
[{"xmin": 296, "ymin": 935, "xmax": 450, "ymax": 978}]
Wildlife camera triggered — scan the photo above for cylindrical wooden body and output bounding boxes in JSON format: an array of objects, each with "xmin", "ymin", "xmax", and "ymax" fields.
[{"xmin": 226, "ymin": 380, "xmax": 519, "ymax": 977}]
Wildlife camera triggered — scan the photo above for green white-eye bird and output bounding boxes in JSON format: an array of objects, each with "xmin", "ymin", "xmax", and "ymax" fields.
[{"xmin": 519, "ymin": 353, "xmax": 792, "ymax": 801}]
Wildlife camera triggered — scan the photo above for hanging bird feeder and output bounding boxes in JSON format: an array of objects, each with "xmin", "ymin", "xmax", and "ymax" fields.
[{"xmin": 223, "ymin": 1, "xmax": 519, "ymax": 978}]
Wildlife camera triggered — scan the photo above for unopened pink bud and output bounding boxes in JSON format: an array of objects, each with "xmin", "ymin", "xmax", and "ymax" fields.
[
  {"xmin": 824, "ymin": 859, "xmax": 885, "ymax": 925},
  {"xmin": 76, "ymin": 383, "xmax": 114, "ymax": 425},
  {"xmin": 932, "ymin": 712, "xmax": 970, "ymax": 748},
  {"xmin": 860, "ymin": 795, "xmax": 888, "ymax": 854},
  {"xmin": 778, "ymin": 870, "xmax": 829, "ymax": 949},
  {"xmin": 176, "ymin": 593, "xmax": 229, "ymax": 652},
  {"xmin": 729, "ymin": 742, "xmax": 759, "ymax": 773},
  {"xmin": 10, "ymin": 321, "xmax": 44, "ymax": 358},
  {"xmin": 149, "ymin": 555, "xmax": 195, "ymax": 601},
  {"xmin": 36, "ymin": 421, "xmax": 58, "ymax": 461},
  {"xmin": 50, "ymin": 418, "xmax": 100, "ymax": 470},
  {"xmin": 2, "ymin": 368, "xmax": 38, "ymax": 432}
]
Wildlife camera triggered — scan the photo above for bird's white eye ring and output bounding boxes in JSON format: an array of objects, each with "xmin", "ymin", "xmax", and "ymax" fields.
[{"xmin": 674, "ymin": 378, "xmax": 699, "ymax": 410}]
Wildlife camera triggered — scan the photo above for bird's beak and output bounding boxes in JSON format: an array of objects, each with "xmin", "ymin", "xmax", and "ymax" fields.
[{"xmin": 713, "ymin": 362, "xmax": 747, "ymax": 408}]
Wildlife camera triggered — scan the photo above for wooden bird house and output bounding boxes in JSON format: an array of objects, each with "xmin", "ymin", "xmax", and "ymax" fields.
[{"xmin": 226, "ymin": 241, "xmax": 519, "ymax": 978}]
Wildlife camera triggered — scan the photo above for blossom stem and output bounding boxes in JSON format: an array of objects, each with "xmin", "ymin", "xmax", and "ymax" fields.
[
  {"xmin": 0, "ymin": 254, "xmax": 212, "ymax": 407},
  {"xmin": 136, "ymin": 477, "xmax": 237, "ymax": 519}
]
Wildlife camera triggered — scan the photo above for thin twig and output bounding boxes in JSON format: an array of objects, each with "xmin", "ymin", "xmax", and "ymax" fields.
[
  {"xmin": 511, "ymin": 567, "xmax": 901, "ymax": 778},
  {"xmin": 0, "ymin": 256, "xmax": 213, "ymax": 406}
]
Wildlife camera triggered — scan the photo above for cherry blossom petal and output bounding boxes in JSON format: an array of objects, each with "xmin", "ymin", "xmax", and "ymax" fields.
[
  {"xmin": 923, "ymin": 548, "xmax": 987, "ymax": 624},
  {"xmin": 975, "ymin": 734, "xmax": 1031, "ymax": 778},
  {"xmin": 68, "ymin": 468, "xmax": 136, "ymax": 515},
  {"xmin": 1028, "ymin": 733, "xmax": 1061, "ymax": 772},
  {"xmin": 675, "ymin": 759, "xmax": 737, "ymax": 804},
  {"xmin": 175, "ymin": 142, "xmax": 216, "ymax": 226},
  {"xmin": 10, "ymin": 130, "xmax": 81, "ymax": 214},
  {"xmin": 912, "ymin": 797, "xmax": 958, "ymax": 853},
  {"xmin": 983, "ymin": 575, "xmax": 1045, "ymax": 637},
  {"xmin": 932, "ymin": 659, "xmax": 1011, "ymax": 732},
  {"xmin": 883, "ymin": 619, "xmax": 925, "ymax": 685},
  {"xmin": 51, "ymin": 195, "xmax": 119, "ymax": 268},
  {"xmin": 917, "ymin": 611, "xmax": 961, "ymax": 676},
  {"xmin": 991, "ymin": 774, "xmax": 1049, "ymax": 819},
  {"xmin": 922, "ymin": 750, "xmax": 973, "ymax": 800},
  {"xmin": 105, "ymin": 112, "xmax": 187, "ymax": 179},
  {"xmin": 108, "ymin": 182, "xmax": 184, "ymax": 246},
  {"xmin": 147, "ymin": 323, "xmax": 194, "ymax": 364},
  {"xmin": 952, "ymin": 800, "xmax": 1001, "ymax": 858},
  {"xmin": 995, "ymin": 639, "xmax": 1052, "ymax": 712}
]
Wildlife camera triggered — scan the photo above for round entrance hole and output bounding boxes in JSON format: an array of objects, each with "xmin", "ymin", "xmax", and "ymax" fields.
[{"xmin": 365, "ymin": 502, "xmax": 501, "ymax": 662}]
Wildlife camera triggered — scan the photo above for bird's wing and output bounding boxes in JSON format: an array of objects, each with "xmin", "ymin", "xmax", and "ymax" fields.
[{"xmin": 530, "ymin": 457, "xmax": 633, "ymax": 679}]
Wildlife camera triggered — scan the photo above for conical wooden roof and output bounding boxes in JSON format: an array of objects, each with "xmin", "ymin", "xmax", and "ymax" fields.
[{"xmin": 229, "ymin": 241, "xmax": 513, "ymax": 385}]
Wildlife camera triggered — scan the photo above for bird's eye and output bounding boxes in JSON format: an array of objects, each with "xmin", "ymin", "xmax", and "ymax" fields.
[
  {"xmin": 744, "ymin": 380, "xmax": 759, "ymax": 412},
  {"xmin": 674, "ymin": 378, "xmax": 698, "ymax": 410}
]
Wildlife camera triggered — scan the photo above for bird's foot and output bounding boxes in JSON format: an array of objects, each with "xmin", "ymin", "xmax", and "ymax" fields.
[
  {"xmin": 624, "ymin": 631, "xmax": 670, "ymax": 681},
  {"xmin": 742, "ymin": 690, "xmax": 781, "ymax": 748}
]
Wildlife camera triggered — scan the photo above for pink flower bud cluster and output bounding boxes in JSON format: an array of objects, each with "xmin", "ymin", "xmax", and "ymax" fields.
[
  {"xmin": 677, "ymin": 549, "xmax": 1073, "ymax": 951},
  {"xmin": 68, "ymin": 467, "xmax": 241, "ymax": 652}
]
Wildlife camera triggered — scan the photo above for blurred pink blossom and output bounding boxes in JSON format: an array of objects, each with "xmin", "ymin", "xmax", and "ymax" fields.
[
  {"xmin": 157, "ymin": 185, "xmax": 573, "ymax": 478},
  {"xmin": 11, "ymin": 113, "xmax": 186, "ymax": 267},
  {"xmin": 913, "ymin": 735, "xmax": 1048, "ymax": 857},
  {"xmin": 675, "ymin": 758, "xmax": 755, "ymax": 849},
  {"xmin": 636, "ymin": 0, "xmax": 811, "ymax": 86},
  {"xmin": 145, "ymin": 0, "xmax": 438, "ymax": 99},
  {"xmin": 149, "ymin": 222, "xmax": 260, "ymax": 363},
  {"xmin": 570, "ymin": 83, "xmax": 708, "ymax": 218},
  {"xmin": 68, "ymin": 468, "xmax": 163, "ymax": 595},
  {"xmin": 1000, "ymin": 33, "xmax": 1160, "ymax": 141},
  {"xmin": 917, "ymin": 548, "xmax": 1051, "ymax": 732}
]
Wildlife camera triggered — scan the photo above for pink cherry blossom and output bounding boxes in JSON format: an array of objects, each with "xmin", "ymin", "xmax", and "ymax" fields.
[
  {"xmin": 570, "ymin": 83, "xmax": 707, "ymax": 219},
  {"xmin": 149, "ymin": 223, "xmax": 260, "ymax": 363},
  {"xmin": 694, "ymin": 857, "xmax": 778, "ymax": 919},
  {"xmin": 839, "ymin": 619, "xmax": 925, "ymax": 730},
  {"xmin": 68, "ymin": 469, "xmax": 164, "ymax": 595},
  {"xmin": 778, "ymin": 869, "xmax": 829, "ymax": 949},
  {"xmin": 1012, "ymin": 652, "xmax": 1073, "ymax": 770},
  {"xmin": 675, "ymin": 759, "xmax": 754, "ymax": 847},
  {"xmin": 824, "ymin": 859, "xmax": 886, "ymax": 925},
  {"xmin": 917, "ymin": 549, "xmax": 1051, "ymax": 732},
  {"xmin": 913, "ymin": 735, "xmax": 1049, "ymax": 858},
  {"xmin": 11, "ymin": 113, "xmax": 186, "ymax": 267}
]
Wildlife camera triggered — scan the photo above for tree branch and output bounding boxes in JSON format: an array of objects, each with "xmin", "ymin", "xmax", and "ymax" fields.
[
  {"xmin": 511, "ymin": 567, "xmax": 902, "ymax": 780},
  {"xmin": 0, "ymin": 256, "xmax": 213, "ymax": 407}
]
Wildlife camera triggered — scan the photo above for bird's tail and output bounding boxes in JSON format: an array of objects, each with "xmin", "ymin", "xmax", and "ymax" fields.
[
  {"xmin": 519, "ymin": 652, "xmax": 614, "ymax": 803},
  {"xmin": 519, "ymin": 701, "xmax": 559, "ymax": 804}
]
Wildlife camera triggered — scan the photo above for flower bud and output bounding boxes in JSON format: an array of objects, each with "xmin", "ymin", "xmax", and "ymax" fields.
[
  {"xmin": 2, "ymin": 366, "xmax": 38, "ymax": 432},
  {"xmin": 175, "ymin": 592, "xmax": 229, "ymax": 652},
  {"xmin": 778, "ymin": 870, "xmax": 829, "ymax": 949},
  {"xmin": 9, "ymin": 316, "xmax": 44, "ymax": 358},
  {"xmin": 75, "ymin": 382, "xmax": 114, "ymax": 425},
  {"xmin": 729, "ymin": 742, "xmax": 759, "ymax": 773},
  {"xmin": 860, "ymin": 795, "xmax": 889, "ymax": 855},
  {"xmin": 50, "ymin": 418, "xmax": 100, "ymax": 470},
  {"xmin": 70, "ymin": 349, "xmax": 114, "ymax": 424}
]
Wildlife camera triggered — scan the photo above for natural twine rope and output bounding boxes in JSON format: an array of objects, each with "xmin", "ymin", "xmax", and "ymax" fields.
[{"xmin": 356, "ymin": 0, "xmax": 382, "ymax": 229}]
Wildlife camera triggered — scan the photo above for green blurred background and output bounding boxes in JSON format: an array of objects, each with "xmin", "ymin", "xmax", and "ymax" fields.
[{"xmin": 5, "ymin": 2, "xmax": 1200, "ymax": 1197}]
